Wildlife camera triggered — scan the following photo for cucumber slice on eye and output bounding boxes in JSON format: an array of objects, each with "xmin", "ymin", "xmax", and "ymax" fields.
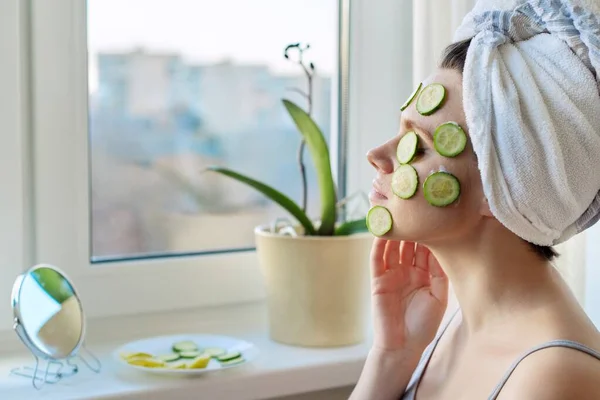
[
  {"xmin": 434, "ymin": 122, "xmax": 467, "ymax": 157},
  {"xmin": 416, "ymin": 83, "xmax": 446, "ymax": 116},
  {"xmin": 391, "ymin": 165, "xmax": 419, "ymax": 199},
  {"xmin": 366, "ymin": 206, "xmax": 393, "ymax": 237},
  {"xmin": 396, "ymin": 131, "xmax": 419, "ymax": 164},
  {"xmin": 400, "ymin": 82, "xmax": 422, "ymax": 111},
  {"xmin": 423, "ymin": 172, "xmax": 461, "ymax": 207}
]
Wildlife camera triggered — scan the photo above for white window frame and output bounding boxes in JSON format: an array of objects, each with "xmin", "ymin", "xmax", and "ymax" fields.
[
  {"xmin": 28, "ymin": 0, "xmax": 411, "ymax": 321},
  {"xmin": 0, "ymin": 1, "xmax": 33, "ymax": 333}
]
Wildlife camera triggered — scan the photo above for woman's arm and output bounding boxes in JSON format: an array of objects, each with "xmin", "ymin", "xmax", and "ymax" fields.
[
  {"xmin": 350, "ymin": 348, "xmax": 421, "ymax": 400},
  {"xmin": 349, "ymin": 239, "xmax": 448, "ymax": 399}
]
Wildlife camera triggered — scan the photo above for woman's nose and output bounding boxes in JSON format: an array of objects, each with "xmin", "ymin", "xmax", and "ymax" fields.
[{"xmin": 366, "ymin": 142, "xmax": 395, "ymax": 174}]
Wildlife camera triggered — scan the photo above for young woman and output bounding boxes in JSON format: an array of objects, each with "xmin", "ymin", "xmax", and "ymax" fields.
[{"xmin": 350, "ymin": 1, "xmax": 600, "ymax": 399}]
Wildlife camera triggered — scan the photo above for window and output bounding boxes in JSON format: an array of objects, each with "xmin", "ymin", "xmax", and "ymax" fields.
[
  {"xmin": 9, "ymin": 0, "xmax": 421, "ymax": 323},
  {"xmin": 86, "ymin": 0, "xmax": 339, "ymax": 261},
  {"xmin": 28, "ymin": 0, "xmax": 359, "ymax": 319}
]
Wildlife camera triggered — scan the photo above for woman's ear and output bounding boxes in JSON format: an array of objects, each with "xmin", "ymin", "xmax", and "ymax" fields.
[{"xmin": 480, "ymin": 196, "xmax": 494, "ymax": 217}]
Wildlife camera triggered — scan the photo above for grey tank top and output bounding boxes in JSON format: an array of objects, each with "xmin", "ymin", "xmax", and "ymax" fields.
[{"xmin": 401, "ymin": 310, "xmax": 600, "ymax": 399}]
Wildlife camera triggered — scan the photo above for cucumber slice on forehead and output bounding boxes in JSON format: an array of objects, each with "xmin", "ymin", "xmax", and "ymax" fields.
[
  {"xmin": 366, "ymin": 206, "xmax": 393, "ymax": 236},
  {"xmin": 416, "ymin": 83, "xmax": 446, "ymax": 116},
  {"xmin": 396, "ymin": 131, "xmax": 419, "ymax": 164},
  {"xmin": 392, "ymin": 165, "xmax": 419, "ymax": 199},
  {"xmin": 423, "ymin": 172, "xmax": 460, "ymax": 207},
  {"xmin": 434, "ymin": 122, "xmax": 467, "ymax": 157},
  {"xmin": 400, "ymin": 82, "xmax": 422, "ymax": 111}
]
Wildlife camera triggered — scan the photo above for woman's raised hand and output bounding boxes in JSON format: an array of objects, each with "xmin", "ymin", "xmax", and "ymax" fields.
[{"xmin": 369, "ymin": 238, "xmax": 449, "ymax": 354}]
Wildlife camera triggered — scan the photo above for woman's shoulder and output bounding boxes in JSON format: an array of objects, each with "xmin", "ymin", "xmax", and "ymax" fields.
[{"xmin": 497, "ymin": 337, "xmax": 600, "ymax": 399}]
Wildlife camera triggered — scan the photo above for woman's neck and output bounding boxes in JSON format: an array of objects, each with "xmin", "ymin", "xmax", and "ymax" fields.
[{"xmin": 426, "ymin": 221, "xmax": 571, "ymax": 335}]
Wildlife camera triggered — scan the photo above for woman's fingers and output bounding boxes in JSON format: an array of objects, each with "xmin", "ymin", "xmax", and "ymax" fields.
[
  {"xmin": 399, "ymin": 241, "xmax": 416, "ymax": 266},
  {"xmin": 383, "ymin": 240, "xmax": 401, "ymax": 270},
  {"xmin": 428, "ymin": 252, "xmax": 449, "ymax": 305},
  {"xmin": 370, "ymin": 238, "xmax": 387, "ymax": 277},
  {"xmin": 414, "ymin": 243, "xmax": 430, "ymax": 272}
]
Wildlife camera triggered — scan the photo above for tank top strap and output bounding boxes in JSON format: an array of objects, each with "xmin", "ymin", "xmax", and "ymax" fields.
[
  {"xmin": 488, "ymin": 339, "xmax": 600, "ymax": 399},
  {"xmin": 402, "ymin": 308, "xmax": 461, "ymax": 399}
]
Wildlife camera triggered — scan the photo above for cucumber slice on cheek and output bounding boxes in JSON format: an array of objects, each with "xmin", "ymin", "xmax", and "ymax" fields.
[
  {"xmin": 423, "ymin": 172, "xmax": 461, "ymax": 207},
  {"xmin": 367, "ymin": 206, "xmax": 393, "ymax": 237},
  {"xmin": 416, "ymin": 83, "xmax": 446, "ymax": 116},
  {"xmin": 434, "ymin": 122, "xmax": 467, "ymax": 157},
  {"xmin": 396, "ymin": 131, "xmax": 419, "ymax": 164},
  {"xmin": 392, "ymin": 165, "xmax": 418, "ymax": 199}
]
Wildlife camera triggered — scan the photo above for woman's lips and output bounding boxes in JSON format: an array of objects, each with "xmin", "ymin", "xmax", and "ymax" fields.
[{"xmin": 370, "ymin": 183, "xmax": 388, "ymax": 201}]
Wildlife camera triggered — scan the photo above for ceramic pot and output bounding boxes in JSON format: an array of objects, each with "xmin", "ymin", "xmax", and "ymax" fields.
[{"xmin": 255, "ymin": 225, "xmax": 372, "ymax": 347}]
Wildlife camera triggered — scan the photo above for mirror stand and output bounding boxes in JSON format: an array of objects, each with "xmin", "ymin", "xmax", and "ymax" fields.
[
  {"xmin": 10, "ymin": 343, "xmax": 101, "ymax": 390},
  {"xmin": 10, "ymin": 264, "xmax": 102, "ymax": 390}
]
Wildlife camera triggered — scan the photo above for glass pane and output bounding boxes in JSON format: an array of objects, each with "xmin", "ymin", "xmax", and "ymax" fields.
[{"xmin": 87, "ymin": 0, "xmax": 339, "ymax": 261}]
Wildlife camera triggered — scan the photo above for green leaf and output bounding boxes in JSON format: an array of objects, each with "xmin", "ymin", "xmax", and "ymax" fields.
[
  {"xmin": 31, "ymin": 268, "xmax": 74, "ymax": 304},
  {"xmin": 282, "ymin": 99, "xmax": 337, "ymax": 235},
  {"xmin": 206, "ymin": 166, "xmax": 316, "ymax": 235},
  {"xmin": 334, "ymin": 218, "xmax": 368, "ymax": 236}
]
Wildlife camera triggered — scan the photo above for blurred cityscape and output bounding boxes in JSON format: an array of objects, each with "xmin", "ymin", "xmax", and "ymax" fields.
[{"xmin": 89, "ymin": 48, "xmax": 333, "ymax": 259}]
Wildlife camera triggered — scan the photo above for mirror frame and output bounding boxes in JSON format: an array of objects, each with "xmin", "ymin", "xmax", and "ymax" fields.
[{"xmin": 11, "ymin": 264, "xmax": 86, "ymax": 361}]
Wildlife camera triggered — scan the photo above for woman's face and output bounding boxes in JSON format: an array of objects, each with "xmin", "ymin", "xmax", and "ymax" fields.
[{"xmin": 367, "ymin": 68, "xmax": 487, "ymax": 244}]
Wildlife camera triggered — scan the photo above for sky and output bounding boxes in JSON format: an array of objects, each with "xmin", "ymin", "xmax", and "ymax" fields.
[{"xmin": 87, "ymin": 0, "xmax": 338, "ymax": 92}]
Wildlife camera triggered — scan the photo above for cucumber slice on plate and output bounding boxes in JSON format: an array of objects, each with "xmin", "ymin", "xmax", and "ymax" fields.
[
  {"xmin": 400, "ymin": 82, "xmax": 422, "ymax": 111},
  {"xmin": 172, "ymin": 340, "xmax": 198, "ymax": 353},
  {"xmin": 204, "ymin": 347, "xmax": 226, "ymax": 357},
  {"xmin": 434, "ymin": 122, "xmax": 467, "ymax": 157},
  {"xmin": 396, "ymin": 131, "xmax": 419, "ymax": 164},
  {"xmin": 220, "ymin": 357, "xmax": 245, "ymax": 366},
  {"xmin": 416, "ymin": 83, "xmax": 446, "ymax": 116},
  {"xmin": 366, "ymin": 206, "xmax": 393, "ymax": 237},
  {"xmin": 179, "ymin": 350, "xmax": 202, "ymax": 359},
  {"xmin": 156, "ymin": 353, "xmax": 181, "ymax": 363},
  {"xmin": 391, "ymin": 165, "xmax": 419, "ymax": 199},
  {"xmin": 217, "ymin": 351, "xmax": 241, "ymax": 362},
  {"xmin": 423, "ymin": 172, "xmax": 461, "ymax": 207}
]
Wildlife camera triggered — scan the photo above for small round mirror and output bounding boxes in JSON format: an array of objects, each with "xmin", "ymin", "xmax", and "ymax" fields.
[{"xmin": 12, "ymin": 264, "xmax": 85, "ymax": 360}]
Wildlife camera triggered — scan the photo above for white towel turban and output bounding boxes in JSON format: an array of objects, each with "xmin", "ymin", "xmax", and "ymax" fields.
[{"xmin": 453, "ymin": 0, "xmax": 600, "ymax": 246}]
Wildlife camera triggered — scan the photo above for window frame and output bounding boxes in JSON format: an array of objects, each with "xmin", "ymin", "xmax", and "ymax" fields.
[
  {"xmin": 0, "ymin": 1, "xmax": 33, "ymax": 332},
  {"xmin": 29, "ymin": 0, "xmax": 360, "ymax": 320}
]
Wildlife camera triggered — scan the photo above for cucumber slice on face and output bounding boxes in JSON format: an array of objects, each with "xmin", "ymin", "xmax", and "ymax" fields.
[
  {"xmin": 366, "ymin": 206, "xmax": 393, "ymax": 237},
  {"xmin": 391, "ymin": 165, "xmax": 419, "ymax": 199},
  {"xmin": 434, "ymin": 122, "xmax": 467, "ymax": 157},
  {"xmin": 416, "ymin": 83, "xmax": 446, "ymax": 116},
  {"xmin": 172, "ymin": 340, "xmax": 198, "ymax": 353},
  {"xmin": 400, "ymin": 82, "xmax": 422, "ymax": 111},
  {"xmin": 396, "ymin": 131, "xmax": 419, "ymax": 164},
  {"xmin": 423, "ymin": 172, "xmax": 461, "ymax": 207}
]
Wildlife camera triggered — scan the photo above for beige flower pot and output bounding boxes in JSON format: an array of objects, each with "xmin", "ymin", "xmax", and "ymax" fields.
[{"xmin": 255, "ymin": 225, "xmax": 373, "ymax": 347}]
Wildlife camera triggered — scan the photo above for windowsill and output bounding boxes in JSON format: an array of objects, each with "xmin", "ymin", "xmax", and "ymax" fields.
[{"xmin": 0, "ymin": 300, "xmax": 371, "ymax": 399}]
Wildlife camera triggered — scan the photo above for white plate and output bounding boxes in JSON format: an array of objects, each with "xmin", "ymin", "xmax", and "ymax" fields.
[{"xmin": 113, "ymin": 333, "xmax": 259, "ymax": 375}]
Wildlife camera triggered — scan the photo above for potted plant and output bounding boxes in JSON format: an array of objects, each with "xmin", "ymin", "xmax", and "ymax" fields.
[{"xmin": 207, "ymin": 43, "xmax": 373, "ymax": 347}]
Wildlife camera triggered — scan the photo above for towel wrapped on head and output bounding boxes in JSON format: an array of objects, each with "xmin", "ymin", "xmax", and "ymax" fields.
[{"xmin": 453, "ymin": 0, "xmax": 600, "ymax": 246}]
